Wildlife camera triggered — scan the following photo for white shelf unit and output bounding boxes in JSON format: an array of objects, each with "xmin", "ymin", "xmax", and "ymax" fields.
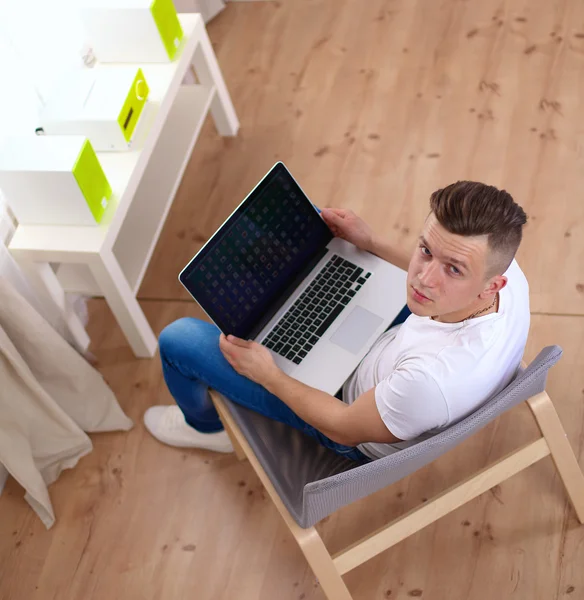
[{"xmin": 9, "ymin": 14, "xmax": 239, "ymax": 357}]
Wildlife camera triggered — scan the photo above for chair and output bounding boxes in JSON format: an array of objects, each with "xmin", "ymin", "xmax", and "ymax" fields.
[{"xmin": 210, "ymin": 345, "xmax": 584, "ymax": 600}]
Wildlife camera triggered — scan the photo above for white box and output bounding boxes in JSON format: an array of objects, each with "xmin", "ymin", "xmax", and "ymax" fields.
[
  {"xmin": 0, "ymin": 136, "xmax": 112, "ymax": 226},
  {"xmin": 81, "ymin": 0, "xmax": 184, "ymax": 63},
  {"xmin": 39, "ymin": 67, "xmax": 149, "ymax": 152}
]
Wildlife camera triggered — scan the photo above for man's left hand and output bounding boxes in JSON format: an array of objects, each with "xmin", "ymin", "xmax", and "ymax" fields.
[{"xmin": 219, "ymin": 333, "xmax": 281, "ymax": 386}]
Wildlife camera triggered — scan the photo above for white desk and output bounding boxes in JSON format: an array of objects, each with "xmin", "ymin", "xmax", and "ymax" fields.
[{"xmin": 9, "ymin": 14, "xmax": 239, "ymax": 357}]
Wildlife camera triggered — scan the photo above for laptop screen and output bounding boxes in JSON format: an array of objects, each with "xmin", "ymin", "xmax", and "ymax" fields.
[{"xmin": 179, "ymin": 163, "xmax": 333, "ymax": 339}]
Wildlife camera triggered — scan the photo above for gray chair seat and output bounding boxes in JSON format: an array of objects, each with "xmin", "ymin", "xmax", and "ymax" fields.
[{"xmin": 218, "ymin": 345, "xmax": 562, "ymax": 528}]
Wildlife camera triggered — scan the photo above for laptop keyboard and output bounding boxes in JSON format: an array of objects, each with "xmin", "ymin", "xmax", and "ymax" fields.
[{"xmin": 261, "ymin": 255, "xmax": 371, "ymax": 364}]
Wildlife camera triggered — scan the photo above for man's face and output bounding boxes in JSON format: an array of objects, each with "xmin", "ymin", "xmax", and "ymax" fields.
[{"xmin": 406, "ymin": 213, "xmax": 495, "ymax": 319}]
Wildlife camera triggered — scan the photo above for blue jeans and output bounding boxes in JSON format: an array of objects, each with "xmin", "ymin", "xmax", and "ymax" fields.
[{"xmin": 159, "ymin": 305, "xmax": 411, "ymax": 462}]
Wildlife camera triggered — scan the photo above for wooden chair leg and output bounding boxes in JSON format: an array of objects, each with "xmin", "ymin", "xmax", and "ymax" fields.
[
  {"xmin": 527, "ymin": 392, "xmax": 584, "ymax": 523},
  {"xmin": 295, "ymin": 527, "xmax": 354, "ymax": 600},
  {"xmin": 211, "ymin": 393, "xmax": 247, "ymax": 462}
]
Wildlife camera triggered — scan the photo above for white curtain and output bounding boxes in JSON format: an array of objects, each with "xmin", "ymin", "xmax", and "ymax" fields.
[{"xmin": 0, "ymin": 194, "xmax": 73, "ymax": 497}]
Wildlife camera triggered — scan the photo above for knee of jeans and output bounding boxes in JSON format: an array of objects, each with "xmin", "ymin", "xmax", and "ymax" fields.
[
  {"xmin": 159, "ymin": 318, "xmax": 199, "ymax": 358},
  {"xmin": 159, "ymin": 317, "xmax": 218, "ymax": 362}
]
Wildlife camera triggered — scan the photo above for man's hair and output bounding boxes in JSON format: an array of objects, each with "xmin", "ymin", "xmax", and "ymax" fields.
[{"xmin": 429, "ymin": 181, "xmax": 527, "ymax": 276}]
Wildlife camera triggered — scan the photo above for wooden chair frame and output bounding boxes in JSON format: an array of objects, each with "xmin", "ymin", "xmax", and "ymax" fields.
[{"xmin": 210, "ymin": 387, "xmax": 584, "ymax": 600}]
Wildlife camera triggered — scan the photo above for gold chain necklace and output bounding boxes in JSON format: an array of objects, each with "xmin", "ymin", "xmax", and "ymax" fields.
[
  {"xmin": 432, "ymin": 293, "xmax": 498, "ymax": 322},
  {"xmin": 465, "ymin": 293, "xmax": 498, "ymax": 320}
]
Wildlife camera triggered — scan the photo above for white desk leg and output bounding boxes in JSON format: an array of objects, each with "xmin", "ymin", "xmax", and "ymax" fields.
[
  {"xmin": 192, "ymin": 19, "xmax": 239, "ymax": 136},
  {"xmin": 89, "ymin": 251, "xmax": 157, "ymax": 358},
  {"xmin": 18, "ymin": 260, "xmax": 90, "ymax": 354}
]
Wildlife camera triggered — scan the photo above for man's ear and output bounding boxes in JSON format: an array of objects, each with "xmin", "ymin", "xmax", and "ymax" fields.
[{"xmin": 481, "ymin": 275, "xmax": 507, "ymax": 298}]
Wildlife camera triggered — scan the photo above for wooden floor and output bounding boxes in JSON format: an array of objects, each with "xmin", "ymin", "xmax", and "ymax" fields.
[{"xmin": 2, "ymin": 0, "xmax": 584, "ymax": 598}]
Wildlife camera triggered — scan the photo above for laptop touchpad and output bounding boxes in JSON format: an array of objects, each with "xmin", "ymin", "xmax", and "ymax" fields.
[{"xmin": 330, "ymin": 306, "xmax": 383, "ymax": 354}]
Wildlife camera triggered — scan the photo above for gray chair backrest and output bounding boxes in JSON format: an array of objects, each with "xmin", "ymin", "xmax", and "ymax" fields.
[{"xmin": 220, "ymin": 346, "xmax": 562, "ymax": 528}]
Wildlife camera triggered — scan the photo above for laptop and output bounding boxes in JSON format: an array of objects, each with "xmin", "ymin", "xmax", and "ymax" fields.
[{"xmin": 179, "ymin": 162, "xmax": 407, "ymax": 395}]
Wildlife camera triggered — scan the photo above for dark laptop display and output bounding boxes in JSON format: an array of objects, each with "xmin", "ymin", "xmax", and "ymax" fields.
[{"xmin": 179, "ymin": 163, "xmax": 333, "ymax": 339}]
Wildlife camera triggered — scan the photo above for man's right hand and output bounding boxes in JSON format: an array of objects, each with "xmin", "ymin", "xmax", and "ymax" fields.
[
  {"xmin": 321, "ymin": 208, "xmax": 374, "ymax": 252},
  {"xmin": 321, "ymin": 207, "xmax": 411, "ymax": 271}
]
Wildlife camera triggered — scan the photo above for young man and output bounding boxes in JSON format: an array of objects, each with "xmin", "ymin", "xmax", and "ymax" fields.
[{"xmin": 144, "ymin": 181, "xmax": 530, "ymax": 461}]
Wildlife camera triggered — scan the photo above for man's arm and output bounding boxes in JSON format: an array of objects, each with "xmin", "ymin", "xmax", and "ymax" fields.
[
  {"xmin": 219, "ymin": 334, "xmax": 401, "ymax": 447},
  {"xmin": 320, "ymin": 208, "xmax": 411, "ymax": 271},
  {"xmin": 263, "ymin": 371, "xmax": 401, "ymax": 446}
]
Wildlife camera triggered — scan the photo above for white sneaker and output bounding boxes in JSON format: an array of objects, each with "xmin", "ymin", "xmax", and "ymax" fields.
[{"xmin": 143, "ymin": 405, "xmax": 234, "ymax": 453}]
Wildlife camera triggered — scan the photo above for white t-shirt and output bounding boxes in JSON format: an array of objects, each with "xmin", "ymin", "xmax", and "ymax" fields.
[{"xmin": 343, "ymin": 260, "xmax": 530, "ymax": 460}]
